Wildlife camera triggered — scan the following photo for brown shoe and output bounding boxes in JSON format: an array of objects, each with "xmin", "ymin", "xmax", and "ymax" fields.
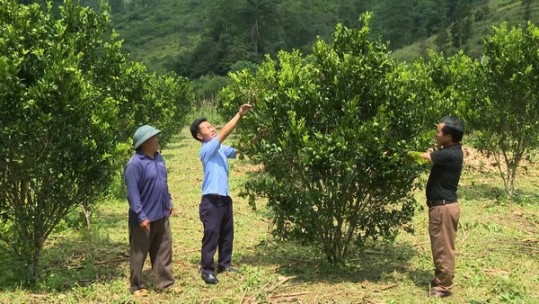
[
  {"xmin": 132, "ymin": 288, "xmax": 149, "ymax": 297},
  {"xmin": 429, "ymin": 289, "xmax": 452, "ymax": 298}
]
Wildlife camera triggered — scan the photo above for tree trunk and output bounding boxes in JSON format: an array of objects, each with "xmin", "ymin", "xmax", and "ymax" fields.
[
  {"xmin": 508, "ymin": 168, "xmax": 516, "ymax": 198},
  {"xmin": 26, "ymin": 246, "xmax": 41, "ymax": 286},
  {"xmin": 251, "ymin": 19, "xmax": 260, "ymax": 54},
  {"xmin": 82, "ymin": 202, "xmax": 91, "ymax": 230},
  {"xmin": 507, "ymin": 151, "xmax": 523, "ymax": 199}
]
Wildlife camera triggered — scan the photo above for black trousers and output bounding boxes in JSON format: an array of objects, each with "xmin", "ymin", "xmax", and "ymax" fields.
[{"xmin": 199, "ymin": 194, "xmax": 234, "ymax": 275}]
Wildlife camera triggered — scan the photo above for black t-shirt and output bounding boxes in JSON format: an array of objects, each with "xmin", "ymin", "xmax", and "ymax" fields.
[{"xmin": 426, "ymin": 143, "xmax": 463, "ymax": 202}]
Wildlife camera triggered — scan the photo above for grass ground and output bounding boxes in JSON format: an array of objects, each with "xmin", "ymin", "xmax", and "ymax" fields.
[{"xmin": 0, "ymin": 123, "xmax": 538, "ymax": 303}]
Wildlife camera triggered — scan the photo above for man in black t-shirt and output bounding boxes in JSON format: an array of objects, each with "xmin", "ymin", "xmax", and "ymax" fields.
[{"xmin": 420, "ymin": 116, "xmax": 464, "ymax": 298}]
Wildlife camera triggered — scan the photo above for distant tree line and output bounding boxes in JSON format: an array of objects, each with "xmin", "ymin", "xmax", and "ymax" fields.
[
  {"xmin": 21, "ymin": 0, "xmax": 506, "ymax": 79},
  {"xmin": 171, "ymin": 0, "xmax": 486, "ymax": 78}
]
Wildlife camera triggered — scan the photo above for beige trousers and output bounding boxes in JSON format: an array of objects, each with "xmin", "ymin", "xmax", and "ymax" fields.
[{"xmin": 429, "ymin": 203, "xmax": 460, "ymax": 291}]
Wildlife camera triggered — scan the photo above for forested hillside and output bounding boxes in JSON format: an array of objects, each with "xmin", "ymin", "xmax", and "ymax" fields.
[
  {"xmin": 24, "ymin": 0, "xmax": 539, "ymax": 82},
  {"xmin": 106, "ymin": 0, "xmax": 539, "ymax": 77},
  {"xmin": 393, "ymin": 0, "xmax": 539, "ymax": 61}
]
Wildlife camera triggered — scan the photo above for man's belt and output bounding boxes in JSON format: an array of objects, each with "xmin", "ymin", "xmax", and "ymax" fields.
[
  {"xmin": 204, "ymin": 194, "xmax": 229, "ymax": 198},
  {"xmin": 427, "ymin": 199, "xmax": 457, "ymax": 207}
]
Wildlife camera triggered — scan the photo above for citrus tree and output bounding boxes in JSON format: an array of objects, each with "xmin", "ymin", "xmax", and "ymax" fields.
[
  {"xmin": 464, "ymin": 22, "xmax": 539, "ymax": 198},
  {"xmin": 220, "ymin": 14, "xmax": 442, "ymax": 263},
  {"xmin": 414, "ymin": 50, "xmax": 476, "ymax": 118},
  {"xmin": 0, "ymin": 0, "xmax": 191, "ymax": 284}
]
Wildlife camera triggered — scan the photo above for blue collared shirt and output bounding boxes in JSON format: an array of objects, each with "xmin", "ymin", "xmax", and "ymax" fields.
[
  {"xmin": 124, "ymin": 151, "xmax": 172, "ymax": 225},
  {"xmin": 200, "ymin": 137, "xmax": 236, "ymax": 196}
]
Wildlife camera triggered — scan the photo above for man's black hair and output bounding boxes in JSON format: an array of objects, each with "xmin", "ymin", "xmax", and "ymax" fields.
[
  {"xmin": 190, "ymin": 117, "xmax": 207, "ymax": 142},
  {"xmin": 440, "ymin": 116, "xmax": 464, "ymax": 143}
]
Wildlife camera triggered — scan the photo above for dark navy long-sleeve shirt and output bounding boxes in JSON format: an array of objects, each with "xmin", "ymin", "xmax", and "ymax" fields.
[{"xmin": 124, "ymin": 151, "xmax": 172, "ymax": 225}]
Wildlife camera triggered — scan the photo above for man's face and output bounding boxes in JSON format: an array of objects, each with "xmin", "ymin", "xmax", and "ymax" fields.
[
  {"xmin": 197, "ymin": 121, "xmax": 216, "ymax": 142},
  {"xmin": 141, "ymin": 135, "xmax": 159, "ymax": 153},
  {"xmin": 435, "ymin": 122, "xmax": 451, "ymax": 148}
]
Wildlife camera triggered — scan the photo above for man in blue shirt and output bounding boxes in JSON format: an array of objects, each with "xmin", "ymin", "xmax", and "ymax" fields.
[
  {"xmin": 124, "ymin": 125, "xmax": 175, "ymax": 296},
  {"xmin": 190, "ymin": 103, "xmax": 252, "ymax": 284}
]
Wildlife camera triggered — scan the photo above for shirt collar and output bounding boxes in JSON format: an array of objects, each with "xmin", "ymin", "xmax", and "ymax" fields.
[
  {"xmin": 202, "ymin": 137, "xmax": 218, "ymax": 145},
  {"xmin": 135, "ymin": 150, "xmax": 160, "ymax": 159},
  {"xmin": 442, "ymin": 143, "xmax": 461, "ymax": 150}
]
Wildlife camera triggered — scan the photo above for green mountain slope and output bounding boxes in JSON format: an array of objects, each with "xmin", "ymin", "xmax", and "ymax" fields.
[
  {"xmin": 392, "ymin": 0, "xmax": 539, "ymax": 61},
  {"xmin": 110, "ymin": 0, "xmax": 539, "ymax": 73},
  {"xmin": 111, "ymin": 0, "xmax": 370, "ymax": 75},
  {"xmin": 111, "ymin": 0, "xmax": 205, "ymax": 69}
]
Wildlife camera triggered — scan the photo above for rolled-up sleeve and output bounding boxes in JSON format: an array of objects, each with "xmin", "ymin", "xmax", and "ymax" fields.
[{"xmin": 222, "ymin": 145, "xmax": 237, "ymax": 159}]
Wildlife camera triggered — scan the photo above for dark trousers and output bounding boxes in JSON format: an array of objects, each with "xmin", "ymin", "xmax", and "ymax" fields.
[
  {"xmin": 129, "ymin": 217, "xmax": 174, "ymax": 293},
  {"xmin": 429, "ymin": 203, "xmax": 460, "ymax": 291},
  {"xmin": 199, "ymin": 195, "xmax": 234, "ymax": 275}
]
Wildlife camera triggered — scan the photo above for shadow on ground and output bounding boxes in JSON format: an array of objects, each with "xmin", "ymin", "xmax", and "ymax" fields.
[
  {"xmin": 459, "ymin": 183, "xmax": 506, "ymax": 201},
  {"xmin": 0, "ymin": 227, "xmax": 128, "ymax": 292},
  {"xmin": 41, "ymin": 229, "xmax": 128, "ymax": 291},
  {"xmin": 238, "ymin": 239, "xmax": 432, "ymax": 287},
  {"xmin": 460, "ymin": 182, "xmax": 539, "ymax": 204}
]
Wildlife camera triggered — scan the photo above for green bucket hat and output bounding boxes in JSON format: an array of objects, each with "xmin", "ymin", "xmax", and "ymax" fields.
[{"xmin": 133, "ymin": 125, "xmax": 161, "ymax": 150}]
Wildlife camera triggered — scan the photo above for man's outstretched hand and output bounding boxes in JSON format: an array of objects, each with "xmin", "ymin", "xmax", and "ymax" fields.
[{"xmin": 239, "ymin": 103, "xmax": 252, "ymax": 117}]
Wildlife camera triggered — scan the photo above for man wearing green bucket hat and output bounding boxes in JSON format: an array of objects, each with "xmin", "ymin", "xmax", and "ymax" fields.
[{"xmin": 124, "ymin": 125, "xmax": 175, "ymax": 296}]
